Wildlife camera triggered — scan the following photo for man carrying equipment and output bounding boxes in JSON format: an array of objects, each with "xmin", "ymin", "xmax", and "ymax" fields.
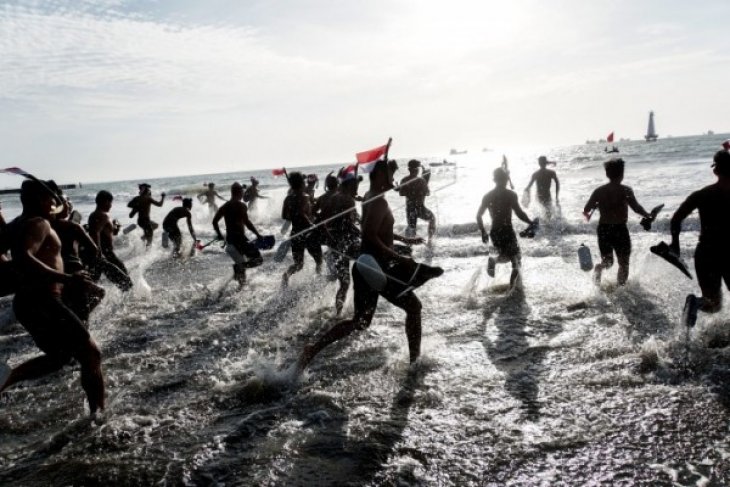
[
  {"xmin": 670, "ymin": 150, "xmax": 730, "ymax": 322},
  {"xmin": 583, "ymin": 159, "xmax": 652, "ymax": 286},
  {"xmin": 213, "ymin": 183, "xmax": 264, "ymax": 290}
]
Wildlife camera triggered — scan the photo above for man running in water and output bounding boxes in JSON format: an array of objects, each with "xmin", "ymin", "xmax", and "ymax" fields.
[
  {"xmin": 213, "ymin": 183, "xmax": 264, "ymax": 290},
  {"xmin": 525, "ymin": 156, "xmax": 560, "ymax": 218},
  {"xmin": 282, "ymin": 172, "xmax": 323, "ymax": 286},
  {"xmin": 51, "ymin": 190, "xmax": 105, "ymax": 324},
  {"xmin": 670, "ymin": 150, "xmax": 730, "ymax": 318},
  {"xmin": 88, "ymin": 190, "xmax": 133, "ymax": 291},
  {"xmin": 297, "ymin": 159, "xmax": 443, "ymax": 370},
  {"xmin": 305, "ymin": 174, "xmax": 319, "ymax": 203},
  {"xmin": 198, "ymin": 183, "xmax": 226, "ymax": 215},
  {"xmin": 128, "ymin": 183, "xmax": 165, "ymax": 247},
  {"xmin": 398, "ymin": 159, "xmax": 435, "ymax": 243},
  {"xmin": 477, "ymin": 168, "xmax": 535, "ymax": 289},
  {"xmin": 0, "ymin": 180, "xmax": 105, "ymax": 415},
  {"xmin": 162, "ymin": 198, "xmax": 197, "ymax": 257},
  {"xmin": 318, "ymin": 171, "xmax": 361, "ymax": 315},
  {"xmin": 583, "ymin": 158, "xmax": 651, "ymax": 286},
  {"xmin": 243, "ymin": 177, "xmax": 267, "ymax": 211}
]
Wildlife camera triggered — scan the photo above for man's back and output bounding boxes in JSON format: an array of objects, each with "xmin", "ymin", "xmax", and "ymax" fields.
[
  {"xmin": 483, "ymin": 187, "xmax": 518, "ymax": 229},
  {"xmin": 163, "ymin": 207, "xmax": 190, "ymax": 228},
  {"xmin": 399, "ymin": 176, "xmax": 428, "ymax": 203},
  {"xmin": 533, "ymin": 168, "xmax": 556, "ymax": 199},
  {"xmin": 283, "ymin": 192, "xmax": 312, "ymax": 232},
  {"xmin": 590, "ymin": 183, "xmax": 633, "ymax": 224},
  {"xmin": 221, "ymin": 201, "xmax": 247, "ymax": 237}
]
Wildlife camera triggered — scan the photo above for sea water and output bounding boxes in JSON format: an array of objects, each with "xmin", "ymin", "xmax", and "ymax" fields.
[{"xmin": 1, "ymin": 135, "xmax": 730, "ymax": 485}]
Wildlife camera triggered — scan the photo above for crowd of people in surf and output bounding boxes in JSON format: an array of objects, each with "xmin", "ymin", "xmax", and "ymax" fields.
[{"xmin": 0, "ymin": 144, "xmax": 728, "ymax": 417}]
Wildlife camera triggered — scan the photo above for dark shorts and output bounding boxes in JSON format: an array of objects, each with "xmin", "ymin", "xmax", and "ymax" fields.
[
  {"xmin": 352, "ymin": 258, "xmax": 419, "ymax": 317},
  {"xmin": 290, "ymin": 230, "xmax": 322, "ymax": 263},
  {"xmin": 406, "ymin": 202, "xmax": 434, "ymax": 228},
  {"xmin": 227, "ymin": 234, "xmax": 262, "ymax": 268},
  {"xmin": 13, "ymin": 292, "xmax": 91, "ymax": 361},
  {"xmin": 597, "ymin": 223, "xmax": 631, "ymax": 262},
  {"xmin": 695, "ymin": 243, "xmax": 730, "ymax": 302},
  {"xmin": 163, "ymin": 224, "xmax": 182, "ymax": 247},
  {"xmin": 490, "ymin": 226, "xmax": 520, "ymax": 260},
  {"xmin": 138, "ymin": 218, "xmax": 158, "ymax": 237}
]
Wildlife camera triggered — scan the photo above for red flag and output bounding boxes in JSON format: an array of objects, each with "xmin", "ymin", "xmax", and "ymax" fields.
[
  {"xmin": 356, "ymin": 144, "xmax": 389, "ymax": 164},
  {"xmin": 607, "ymin": 132, "xmax": 614, "ymax": 143},
  {"xmin": 342, "ymin": 163, "xmax": 357, "ymax": 174},
  {"xmin": 271, "ymin": 168, "xmax": 286, "ymax": 177}
]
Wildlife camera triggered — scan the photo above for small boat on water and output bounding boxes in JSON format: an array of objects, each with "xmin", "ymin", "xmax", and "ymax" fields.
[
  {"xmin": 449, "ymin": 148, "xmax": 467, "ymax": 155},
  {"xmin": 645, "ymin": 111, "xmax": 658, "ymax": 142},
  {"xmin": 429, "ymin": 160, "xmax": 457, "ymax": 167}
]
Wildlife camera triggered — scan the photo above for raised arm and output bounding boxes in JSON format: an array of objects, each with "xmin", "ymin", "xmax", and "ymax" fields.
[
  {"xmin": 152, "ymin": 193, "xmax": 166, "ymax": 207},
  {"xmin": 670, "ymin": 192, "xmax": 699, "ymax": 253}
]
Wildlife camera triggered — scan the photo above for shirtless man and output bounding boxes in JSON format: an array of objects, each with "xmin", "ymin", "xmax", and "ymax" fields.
[
  {"xmin": 305, "ymin": 174, "xmax": 319, "ymax": 203},
  {"xmin": 583, "ymin": 158, "xmax": 651, "ymax": 286},
  {"xmin": 398, "ymin": 159, "xmax": 435, "ymax": 242},
  {"xmin": 88, "ymin": 190, "xmax": 133, "ymax": 291},
  {"xmin": 128, "ymin": 183, "xmax": 165, "ymax": 247},
  {"xmin": 477, "ymin": 168, "xmax": 535, "ymax": 289},
  {"xmin": 297, "ymin": 160, "xmax": 443, "ymax": 370},
  {"xmin": 0, "ymin": 180, "xmax": 105, "ymax": 415},
  {"xmin": 162, "ymin": 198, "xmax": 196, "ymax": 257},
  {"xmin": 51, "ymin": 192, "xmax": 105, "ymax": 323},
  {"xmin": 313, "ymin": 172, "xmax": 339, "ymax": 220},
  {"xmin": 670, "ymin": 150, "xmax": 730, "ymax": 318},
  {"xmin": 243, "ymin": 177, "xmax": 267, "ymax": 211},
  {"xmin": 318, "ymin": 171, "xmax": 361, "ymax": 315},
  {"xmin": 282, "ymin": 172, "xmax": 323, "ymax": 286},
  {"xmin": 525, "ymin": 156, "xmax": 560, "ymax": 218},
  {"xmin": 198, "ymin": 182, "xmax": 226, "ymax": 215},
  {"xmin": 213, "ymin": 183, "xmax": 264, "ymax": 289}
]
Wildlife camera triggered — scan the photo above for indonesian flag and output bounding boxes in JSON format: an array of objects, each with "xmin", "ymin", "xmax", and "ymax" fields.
[
  {"xmin": 0, "ymin": 167, "xmax": 31, "ymax": 177},
  {"xmin": 354, "ymin": 140, "xmax": 391, "ymax": 173},
  {"xmin": 607, "ymin": 132, "xmax": 615, "ymax": 143},
  {"xmin": 271, "ymin": 168, "xmax": 286, "ymax": 177}
]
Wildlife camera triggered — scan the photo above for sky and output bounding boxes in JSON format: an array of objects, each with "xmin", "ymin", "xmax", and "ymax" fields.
[{"xmin": 1, "ymin": 0, "xmax": 729, "ymax": 183}]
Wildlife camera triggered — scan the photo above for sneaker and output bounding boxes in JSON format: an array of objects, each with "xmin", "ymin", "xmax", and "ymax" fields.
[
  {"xmin": 487, "ymin": 257, "xmax": 496, "ymax": 277},
  {"xmin": 0, "ymin": 362, "xmax": 11, "ymax": 391},
  {"xmin": 682, "ymin": 294, "xmax": 701, "ymax": 328}
]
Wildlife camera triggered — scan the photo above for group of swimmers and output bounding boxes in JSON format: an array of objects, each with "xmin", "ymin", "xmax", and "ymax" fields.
[{"xmin": 0, "ymin": 146, "xmax": 728, "ymax": 416}]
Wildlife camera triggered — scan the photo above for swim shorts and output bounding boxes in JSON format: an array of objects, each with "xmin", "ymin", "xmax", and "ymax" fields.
[{"xmin": 597, "ymin": 223, "xmax": 631, "ymax": 261}]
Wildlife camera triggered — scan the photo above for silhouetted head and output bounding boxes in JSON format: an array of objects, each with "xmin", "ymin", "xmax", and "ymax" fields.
[
  {"xmin": 288, "ymin": 172, "xmax": 305, "ymax": 191},
  {"xmin": 538, "ymin": 156, "xmax": 549, "ymax": 168},
  {"xmin": 604, "ymin": 158, "xmax": 625, "ymax": 182},
  {"xmin": 388, "ymin": 159, "xmax": 399, "ymax": 175},
  {"xmin": 370, "ymin": 159, "xmax": 395, "ymax": 191},
  {"xmin": 182, "ymin": 197, "xmax": 193, "ymax": 209},
  {"xmin": 139, "ymin": 183, "xmax": 151, "ymax": 195},
  {"xmin": 96, "ymin": 190, "xmax": 114, "ymax": 211},
  {"xmin": 408, "ymin": 159, "xmax": 421, "ymax": 174},
  {"xmin": 493, "ymin": 168, "xmax": 509, "ymax": 187},
  {"xmin": 20, "ymin": 180, "xmax": 56, "ymax": 217},
  {"xmin": 324, "ymin": 172, "xmax": 338, "ymax": 191},
  {"xmin": 713, "ymin": 150, "xmax": 730, "ymax": 178},
  {"xmin": 250, "ymin": 177, "xmax": 259, "ymax": 186},
  {"xmin": 338, "ymin": 170, "xmax": 360, "ymax": 196},
  {"xmin": 231, "ymin": 182, "xmax": 243, "ymax": 199},
  {"xmin": 208, "ymin": 182, "xmax": 215, "ymax": 189}
]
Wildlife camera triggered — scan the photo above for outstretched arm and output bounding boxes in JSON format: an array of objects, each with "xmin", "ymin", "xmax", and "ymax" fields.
[
  {"xmin": 152, "ymin": 194, "xmax": 166, "ymax": 207},
  {"xmin": 525, "ymin": 173, "xmax": 536, "ymax": 191},
  {"xmin": 215, "ymin": 192, "xmax": 226, "ymax": 201},
  {"xmin": 670, "ymin": 192, "xmax": 698, "ymax": 253}
]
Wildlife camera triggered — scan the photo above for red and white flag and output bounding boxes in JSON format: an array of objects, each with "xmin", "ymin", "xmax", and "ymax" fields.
[
  {"xmin": 0, "ymin": 167, "xmax": 31, "ymax": 177},
  {"xmin": 354, "ymin": 140, "xmax": 391, "ymax": 174},
  {"xmin": 607, "ymin": 132, "xmax": 615, "ymax": 143},
  {"xmin": 271, "ymin": 168, "xmax": 287, "ymax": 177}
]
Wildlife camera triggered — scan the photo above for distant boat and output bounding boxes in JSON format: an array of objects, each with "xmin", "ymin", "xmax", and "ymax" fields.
[
  {"xmin": 429, "ymin": 160, "xmax": 457, "ymax": 167},
  {"xmin": 645, "ymin": 111, "xmax": 658, "ymax": 142},
  {"xmin": 482, "ymin": 147, "xmax": 492, "ymax": 152},
  {"xmin": 707, "ymin": 130, "xmax": 715, "ymax": 136},
  {"xmin": 449, "ymin": 148, "xmax": 467, "ymax": 155}
]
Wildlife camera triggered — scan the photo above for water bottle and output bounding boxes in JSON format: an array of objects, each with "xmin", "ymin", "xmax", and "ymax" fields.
[{"xmin": 578, "ymin": 244, "xmax": 593, "ymax": 271}]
